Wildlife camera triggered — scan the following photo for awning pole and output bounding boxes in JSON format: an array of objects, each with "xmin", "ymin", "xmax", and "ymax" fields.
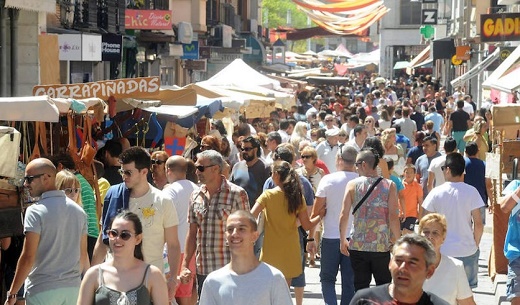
[
  {"xmin": 9, "ymin": 8, "xmax": 18, "ymax": 96},
  {"xmin": 0, "ymin": 0, "xmax": 7, "ymax": 96}
]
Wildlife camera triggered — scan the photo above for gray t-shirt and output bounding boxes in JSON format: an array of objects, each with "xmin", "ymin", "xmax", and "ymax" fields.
[
  {"xmin": 199, "ymin": 262, "xmax": 292, "ymax": 305},
  {"xmin": 24, "ymin": 190, "xmax": 87, "ymax": 296}
]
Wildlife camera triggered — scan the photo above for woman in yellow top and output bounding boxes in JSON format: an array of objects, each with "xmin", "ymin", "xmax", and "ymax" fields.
[{"xmin": 251, "ymin": 161, "xmax": 323, "ymax": 285}]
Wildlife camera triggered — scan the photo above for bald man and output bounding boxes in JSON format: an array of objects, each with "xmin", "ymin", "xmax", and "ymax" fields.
[{"xmin": 6, "ymin": 158, "xmax": 88, "ymax": 305}]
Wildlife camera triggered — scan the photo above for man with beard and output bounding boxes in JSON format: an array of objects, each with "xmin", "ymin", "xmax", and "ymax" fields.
[
  {"xmin": 230, "ymin": 136, "xmax": 271, "ymax": 208},
  {"xmin": 180, "ymin": 150, "xmax": 249, "ymax": 297}
]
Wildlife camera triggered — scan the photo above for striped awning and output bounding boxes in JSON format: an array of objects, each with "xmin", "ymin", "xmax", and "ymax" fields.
[{"xmin": 5, "ymin": 0, "xmax": 55, "ymax": 13}]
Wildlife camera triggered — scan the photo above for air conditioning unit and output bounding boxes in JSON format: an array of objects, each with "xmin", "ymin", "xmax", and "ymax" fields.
[{"xmin": 232, "ymin": 38, "xmax": 246, "ymax": 48}]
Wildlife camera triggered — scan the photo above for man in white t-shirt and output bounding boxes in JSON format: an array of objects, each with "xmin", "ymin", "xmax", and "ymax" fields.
[
  {"xmin": 311, "ymin": 145, "xmax": 359, "ymax": 305},
  {"xmin": 316, "ymin": 129, "xmax": 340, "ymax": 173},
  {"xmin": 163, "ymin": 156, "xmax": 198, "ymax": 305},
  {"xmin": 92, "ymin": 147, "xmax": 181, "ymax": 301},
  {"xmin": 199, "ymin": 210, "xmax": 292, "ymax": 305},
  {"xmin": 426, "ymin": 137, "xmax": 457, "ymax": 192},
  {"xmin": 422, "ymin": 153, "xmax": 484, "ymax": 288},
  {"xmin": 462, "ymin": 95, "xmax": 475, "ymax": 120}
]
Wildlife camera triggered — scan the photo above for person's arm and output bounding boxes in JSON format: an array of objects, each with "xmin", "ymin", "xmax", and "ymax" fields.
[
  {"xmin": 309, "ymin": 196, "xmax": 326, "ymax": 254},
  {"xmin": 91, "ymin": 233, "xmax": 108, "ymax": 266},
  {"xmin": 339, "ymin": 182, "xmax": 354, "ymax": 256},
  {"xmin": 148, "ymin": 265, "xmax": 170, "ymax": 305},
  {"xmin": 76, "ymin": 266, "xmax": 99, "ymax": 305},
  {"xmin": 388, "ymin": 183, "xmax": 401, "ymax": 244},
  {"xmin": 398, "ymin": 190, "xmax": 406, "ymax": 220},
  {"xmin": 6, "ymin": 232, "xmax": 40, "ymax": 305},
  {"xmin": 500, "ymin": 186, "xmax": 520, "ymax": 214},
  {"xmin": 426, "ymin": 171, "xmax": 435, "ymax": 193},
  {"xmin": 471, "ymin": 207, "xmax": 484, "ymax": 247},
  {"xmin": 485, "ymin": 177, "xmax": 494, "ymax": 207},
  {"xmin": 164, "ymin": 225, "xmax": 181, "ymax": 300},
  {"xmin": 298, "ymin": 204, "xmax": 321, "ymax": 231},
  {"xmin": 80, "ymin": 234, "xmax": 90, "ymax": 274},
  {"xmin": 179, "ymin": 223, "xmax": 197, "ymax": 283}
]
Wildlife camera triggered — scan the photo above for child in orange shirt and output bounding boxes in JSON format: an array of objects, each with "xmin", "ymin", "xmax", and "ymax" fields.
[{"xmin": 401, "ymin": 164, "xmax": 424, "ymax": 234}]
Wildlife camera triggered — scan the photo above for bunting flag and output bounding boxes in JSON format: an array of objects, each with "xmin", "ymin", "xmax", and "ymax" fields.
[{"xmin": 291, "ymin": 0, "xmax": 389, "ymax": 35}]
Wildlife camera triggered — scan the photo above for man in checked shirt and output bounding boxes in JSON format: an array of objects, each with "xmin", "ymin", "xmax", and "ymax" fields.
[{"xmin": 180, "ymin": 150, "xmax": 249, "ymax": 298}]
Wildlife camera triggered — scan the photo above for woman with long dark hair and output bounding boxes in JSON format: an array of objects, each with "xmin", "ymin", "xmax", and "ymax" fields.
[
  {"xmin": 251, "ymin": 161, "xmax": 322, "ymax": 285},
  {"xmin": 77, "ymin": 211, "xmax": 168, "ymax": 305}
]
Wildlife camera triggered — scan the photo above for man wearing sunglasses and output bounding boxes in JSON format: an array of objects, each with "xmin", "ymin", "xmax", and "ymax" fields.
[
  {"xmin": 230, "ymin": 136, "xmax": 271, "ymax": 208},
  {"xmin": 181, "ymin": 150, "xmax": 249, "ymax": 297},
  {"xmin": 6, "ymin": 158, "xmax": 88, "ymax": 305},
  {"xmin": 92, "ymin": 147, "xmax": 181, "ymax": 302}
]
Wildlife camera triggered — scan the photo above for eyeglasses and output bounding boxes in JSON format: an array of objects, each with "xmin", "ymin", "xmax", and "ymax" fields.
[
  {"xmin": 24, "ymin": 173, "xmax": 45, "ymax": 184},
  {"xmin": 151, "ymin": 159, "xmax": 166, "ymax": 165},
  {"xmin": 107, "ymin": 229, "xmax": 136, "ymax": 241},
  {"xmin": 301, "ymin": 155, "xmax": 312, "ymax": 159},
  {"xmin": 240, "ymin": 147, "xmax": 255, "ymax": 152},
  {"xmin": 196, "ymin": 164, "xmax": 217, "ymax": 172},
  {"xmin": 118, "ymin": 169, "xmax": 135, "ymax": 177},
  {"xmin": 63, "ymin": 188, "xmax": 81, "ymax": 195}
]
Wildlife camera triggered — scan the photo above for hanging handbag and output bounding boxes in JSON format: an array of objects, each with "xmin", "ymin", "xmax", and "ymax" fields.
[{"xmin": 352, "ymin": 177, "xmax": 383, "ymax": 215}]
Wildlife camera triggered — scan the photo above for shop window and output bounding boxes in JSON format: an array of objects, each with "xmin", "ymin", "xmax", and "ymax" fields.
[{"xmin": 400, "ymin": 0, "xmax": 421, "ymax": 25}]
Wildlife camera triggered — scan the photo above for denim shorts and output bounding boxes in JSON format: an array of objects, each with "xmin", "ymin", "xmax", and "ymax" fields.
[
  {"xmin": 507, "ymin": 257, "xmax": 520, "ymax": 301},
  {"xmin": 291, "ymin": 227, "xmax": 306, "ymax": 287},
  {"xmin": 25, "ymin": 287, "xmax": 79, "ymax": 305},
  {"xmin": 455, "ymin": 248, "xmax": 480, "ymax": 289}
]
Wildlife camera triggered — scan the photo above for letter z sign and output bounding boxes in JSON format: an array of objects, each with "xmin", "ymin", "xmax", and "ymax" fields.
[{"xmin": 422, "ymin": 9, "xmax": 438, "ymax": 25}]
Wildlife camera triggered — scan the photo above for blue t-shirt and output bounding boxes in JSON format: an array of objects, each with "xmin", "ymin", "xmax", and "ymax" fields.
[
  {"xmin": 396, "ymin": 134, "xmax": 411, "ymax": 149},
  {"xmin": 464, "ymin": 156, "xmax": 487, "ymax": 205},
  {"xmin": 503, "ymin": 180, "xmax": 520, "ymax": 261},
  {"xmin": 389, "ymin": 174, "xmax": 404, "ymax": 192},
  {"xmin": 263, "ymin": 175, "xmax": 315, "ymax": 206},
  {"xmin": 406, "ymin": 146, "xmax": 424, "ymax": 164}
]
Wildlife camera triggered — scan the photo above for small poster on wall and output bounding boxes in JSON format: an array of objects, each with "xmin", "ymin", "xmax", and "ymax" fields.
[{"xmin": 164, "ymin": 137, "xmax": 187, "ymax": 156}]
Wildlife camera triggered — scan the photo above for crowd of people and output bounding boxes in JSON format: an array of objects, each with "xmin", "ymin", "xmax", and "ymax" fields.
[{"xmin": 2, "ymin": 73, "xmax": 518, "ymax": 305}]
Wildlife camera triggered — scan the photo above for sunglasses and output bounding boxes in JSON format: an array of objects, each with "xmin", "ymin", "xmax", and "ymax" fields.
[
  {"xmin": 301, "ymin": 155, "xmax": 312, "ymax": 159},
  {"xmin": 24, "ymin": 173, "xmax": 45, "ymax": 184},
  {"xmin": 151, "ymin": 159, "xmax": 166, "ymax": 165},
  {"xmin": 118, "ymin": 169, "xmax": 135, "ymax": 176},
  {"xmin": 441, "ymin": 165, "xmax": 448, "ymax": 171},
  {"xmin": 63, "ymin": 188, "xmax": 81, "ymax": 195},
  {"xmin": 107, "ymin": 229, "xmax": 136, "ymax": 241},
  {"xmin": 196, "ymin": 164, "xmax": 217, "ymax": 172},
  {"xmin": 240, "ymin": 147, "xmax": 255, "ymax": 152}
]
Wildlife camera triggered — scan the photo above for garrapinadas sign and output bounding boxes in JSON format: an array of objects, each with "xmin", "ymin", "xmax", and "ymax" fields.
[
  {"xmin": 481, "ymin": 13, "xmax": 520, "ymax": 42},
  {"xmin": 33, "ymin": 77, "xmax": 160, "ymax": 100}
]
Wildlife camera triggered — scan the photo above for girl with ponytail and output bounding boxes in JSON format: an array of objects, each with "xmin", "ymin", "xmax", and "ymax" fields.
[{"xmin": 251, "ymin": 161, "xmax": 323, "ymax": 286}]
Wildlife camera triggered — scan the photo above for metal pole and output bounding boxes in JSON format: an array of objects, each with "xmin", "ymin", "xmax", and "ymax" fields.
[
  {"xmin": 10, "ymin": 9, "xmax": 19, "ymax": 96},
  {"xmin": 0, "ymin": 0, "xmax": 7, "ymax": 96}
]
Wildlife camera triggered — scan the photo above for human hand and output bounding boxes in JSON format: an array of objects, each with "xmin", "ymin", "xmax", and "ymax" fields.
[
  {"xmin": 167, "ymin": 278, "xmax": 178, "ymax": 301},
  {"xmin": 340, "ymin": 239, "xmax": 350, "ymax": 256},
  {"xmin": 179, "ymin": 267, "xmax": 192, "ymax": 284},
  {"xmin": 306, "ymin": 240, "xmax": 317, "ymax": 256}
]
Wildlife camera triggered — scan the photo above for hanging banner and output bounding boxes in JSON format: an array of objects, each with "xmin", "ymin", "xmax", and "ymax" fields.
[
  {"xmin": 164, "ymin": 137, "xmax": 186, "ymax": 156},
  {"xmin": 125, "ymin": 9, "xmax": 173, "ymax": 30},
  {"xmin": 33, "ymin": 77, "xmax": 160, "ymax": 100},
  {"xmin": 102, "ymin": 34, "xmax": 123, "ymax": 62},
  {"xmin": 59, "ymin": 34, "xmax": 82, "ymax": 61},
  {"xmin": 82, "ymin": 34, "xmax": 102, "ymax": 61},
  {"xmin": 5, "ymin": 0, "xmax": 55, "ymax": 13}
]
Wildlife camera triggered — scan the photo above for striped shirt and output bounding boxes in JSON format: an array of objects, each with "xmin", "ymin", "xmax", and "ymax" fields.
[
  {"xmin": 76, "ymin": 173, "xmax": 99, "ymax": 238},
  {"xmin": 189, "ymin": 177, "xmax": 249, "ymax": 275}
]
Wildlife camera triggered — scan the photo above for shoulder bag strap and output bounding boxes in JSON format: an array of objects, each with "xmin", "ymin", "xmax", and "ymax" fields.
[{"xmin": 352, "ymin": 177, "xmax": 384, "ymax": 215}]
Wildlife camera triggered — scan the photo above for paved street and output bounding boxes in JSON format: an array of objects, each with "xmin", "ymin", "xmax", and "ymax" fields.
[{"xmin": 292, "ymin": 212, "xmax": 501, "ymax": 304}]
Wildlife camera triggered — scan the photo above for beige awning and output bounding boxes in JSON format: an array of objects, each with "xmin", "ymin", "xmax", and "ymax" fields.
[
  {"xmin": 5, "ymin": 0, "xmax": 55, "ymax": 13},
  {"xmin": 406, "ymin": 45, "xmax": 431, "ymax": 75}
]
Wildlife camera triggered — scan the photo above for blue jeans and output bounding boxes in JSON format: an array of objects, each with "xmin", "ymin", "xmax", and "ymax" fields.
[
  {"xmin": 320, "ymin": 238, "xmax": 355, "ymax": 305},
  {"xmin": 455, "ymin": 248, "xmax": 480, "ymax": 288}
]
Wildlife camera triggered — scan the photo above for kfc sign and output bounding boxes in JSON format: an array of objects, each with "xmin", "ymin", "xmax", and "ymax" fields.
[{"xmin": 125, "ymin": 10, "xmax": 172, "ymax": 30}]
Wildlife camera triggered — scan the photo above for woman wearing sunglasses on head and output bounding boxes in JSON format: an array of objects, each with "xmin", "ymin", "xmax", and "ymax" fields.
[{"xmin": 77, "ymin": 211, "xmax": 169, "ymax": 305}]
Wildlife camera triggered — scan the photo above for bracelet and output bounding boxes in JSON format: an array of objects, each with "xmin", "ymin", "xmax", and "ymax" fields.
[
  {"xmin": 512, "ymin": 191, "xmax": 520, "ymax": 204},
  {"xmin": 307, "ymin": 238, "xmax": 315, "ymax": 241},
  {"xmin": 6, "ymin": 292, "xmax": 17, "ymax": 300}
]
